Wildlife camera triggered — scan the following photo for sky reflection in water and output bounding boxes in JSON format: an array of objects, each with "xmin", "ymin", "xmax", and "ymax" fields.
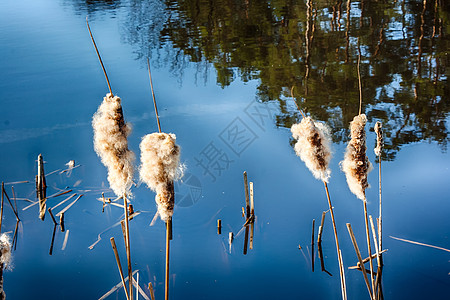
[{"xmin": 0, "ymin": 0, "xmax": 449, "ymax": 299}]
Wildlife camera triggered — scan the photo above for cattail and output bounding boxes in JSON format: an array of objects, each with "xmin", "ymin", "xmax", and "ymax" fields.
[
  {"xmin": 0, "ymin": 234, "xmax": 11, "ymax": 269},
  {"xmin": 291, "ymin": 115, "xmax": 347, "ymax": 299},
  {"xmin": 92, "ymin": 93, "xmax": 135, "ymax": 197},
  {"xmin": 139, "ymin": 133, "xmax": 182, "ymax": 221},
  {"xmin": 374, "ymin": 122, "xmax": 383, "ymax": 157},
  {"xmin": 291, "ymin": 117, "xmax": 332, "ymax": 182},
  {"xmin": 0, "ymin": 233, "xmax": 11, "ymax": 300},
  {"xmin": 341, "ymin": 114, "xmax": 373, "ymax": 200}
]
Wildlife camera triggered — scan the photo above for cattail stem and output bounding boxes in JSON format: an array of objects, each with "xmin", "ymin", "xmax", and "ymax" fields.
[
  {"xmin": 357, "ymin": 40, "xmax": 363, "ymax": 116},
  {"xmin": 378, "ymin": 158, "xmax": 382, "ymax": 265},
  {"xmin": 110, "ymin": 237, "xmax": 131, "ymax": 300},
  {"xmin": 290, "ymin": 86, "xmax": 306, "ymax": 118},
  {"xmin": 324, "ymin": 182, "xmax": 347, "ymax": 300},
  {"xmin": 86, "ymin": 17, "xmax": 113, "ymax": 96},
  {"xmin": 311, "ymin": 219, "xmax": 315, "ymax": 272},
  {"xmin": 147, "ymin": 58, "xmax": 161, "ymax": 133},
  {"xmin": 165, "ymin": 217, "xmax": 171, "ymax": 300},
  {"xmin": 123, "ymin": 195, "xmax": 133, "ymax": 299},
  {"xmin": 363, "ymin": 198, "xmax": 375, "ymax": 299},
  {"xmin": 369, "ymin": 215, "xmax": 382, "ymax": 300},
  {"xmin": 0, "ymin": 182, "xmax": 4, "ymax": 234},
  {"xmin": 249, "ymin": 182, "xmax": 254, "ymax": 250},
  {"xmin": 347, "ymin": 223, "xmax": 374, "ymax": 300}
]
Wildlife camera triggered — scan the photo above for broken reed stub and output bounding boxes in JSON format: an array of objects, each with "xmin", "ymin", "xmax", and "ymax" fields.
[
  {"xmin": 217, "ymin": 219, "xmax": 222, "ymax": 235},
  {"xmin": 37, "ymin": 154, "xmax": 47, "ymax": 221},
  {"xmin": 60, "ymin": 213, "xmax": 65, "ymax": 232}
]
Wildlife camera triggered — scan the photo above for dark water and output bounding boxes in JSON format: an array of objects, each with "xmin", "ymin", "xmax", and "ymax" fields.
[{"xmin": 0, "ymin": 0, "xmax": 449, "ymax": 299}]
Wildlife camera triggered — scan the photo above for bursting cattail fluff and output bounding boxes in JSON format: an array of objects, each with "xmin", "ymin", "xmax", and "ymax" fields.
[
  {"xmin": 0, "ymin": 234, "xmax": 11, "ymax": 269},
  {"xmin": 374, "ymin": 121, "xmax": 383, "ymax": 157},
  {"xmin": 291, "ymin": 117, "xmax": 332, "ymax": 182},
  {"xmin": 139, "ymin": 133, "xmax": 182, "ymax": 221},
  {"xmin": 341, "ymin": 114, "xmax": 373, "ymax": 200},
  {"xmin": 92, "ymin": 93, "xmax": 135, "ymax": 197}
]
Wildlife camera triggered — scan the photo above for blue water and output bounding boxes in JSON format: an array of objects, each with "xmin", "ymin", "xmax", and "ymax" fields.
[{"xmin": 1, "ymin": 0, "xmax": 449, "ymax": 299}]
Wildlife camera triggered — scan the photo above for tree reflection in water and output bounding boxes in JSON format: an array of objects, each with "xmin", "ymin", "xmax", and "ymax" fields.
[{"xmin": 75, "ymin": 0, "xmax": 449, "ymax": 160}]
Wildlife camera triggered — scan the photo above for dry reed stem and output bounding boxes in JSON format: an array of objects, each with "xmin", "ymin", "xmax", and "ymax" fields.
[
  {"xmin": 217, "ymin": 219, "xmax": 222, "ymax": 235},
  {"xmin": 110, "ymin": 237, "xmax": 131, "ymax": 300},
  {"xmin": 363, "ymin": 199, "xmax": 375, "ymax": 298},
  {"xmin": 86, "ymin": 17, "xmax": 112, "ymax": 96},
  {"xmin": 324, "ymin": 182, "xmax": 347, "ymax": 300},
  {"xmin": 390, "ymin": 236, "xmax": 450, "ymax": 253},
  {"xmin": 147, "ymin": 58, "xmax": 161, "ymax": 133},
  {"xmin": 93, "ymin": 94, "xmax": 135, "ymax": 197},
  {"xmin": 123, "ymin": 195, "xmax": 133, "ymax": 299},
  {"xmin": 357, "ymin": 42, "xmax": 363, "ymax": 116},
  {"xmin": 250, "ymin": 182, "xmax": 254, "ymax": 250},
  {"xmin": 47, "ymin": 208, "xmax": 58, "ymax": 226},
  {"xmin": 0, "ymin": 183, "xmax": 4, "ymax": 234},
  {"xmin": 243, "ymin": 172, "xmax": 250, "ymax": 255},
  {"xmin": 60, "ymin": 213, "xmax": 65, "ymax": 232},
  {"xmin": 317, "ymin": 210, "xmax": 326, "ymax": 244},
  {"xmin": 374, "ymin": 122, "xmax": 383, "ymax": 261},
  {"xmin": 290, "ymin": 86, "xmax": 306, "ymax": 118},
  {"xmin": 311, "ymin": 219, "xmax": 315, "ymax": 272},
  {"xmin": 369, "ymin": 216, "xmax": 381, "ymax": 265},
  {"xmin": 37, "ymin": 154, "xmax": 47, "ymax": 221},
  {"xmin": 55, "ymin": 194, "xmax": 83, "ymax": 217},
  {"xmin": 369, "ymin": 215, "xmax": 383, "ymax": 299},
  {"xmin": 165, "ymin": 218, "xmax": 171, "ymax": 300},
  {"xmin": 346, "ymin": 223, "xmax": 374, "ymax": 300},
  {"xmin": 2, "ymin": 186, "xmax": 19, "ymax": 222}
]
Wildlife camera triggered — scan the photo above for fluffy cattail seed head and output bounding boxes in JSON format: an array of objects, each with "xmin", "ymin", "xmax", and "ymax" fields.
[
  {"xmin": 291, "ymin": 116, "xmax": 333, "ymax": 182},
  {"xmin": 92, "ymin": 93, "xmax": 135, "ymax": 197},
  {"xmin": 374, "ymin": 121, "xmax": 383, "ymax": 157},
  {"xmin": 139, "ymin": 133, "xmax": 182, "ymax": 221},
  {"xmin": 0, "ymin": 234, "xmax": 12, "ymax": 269},
  {"xmin": 341, "ymin": 114, "xmax": 373, "ymax": 200}
]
